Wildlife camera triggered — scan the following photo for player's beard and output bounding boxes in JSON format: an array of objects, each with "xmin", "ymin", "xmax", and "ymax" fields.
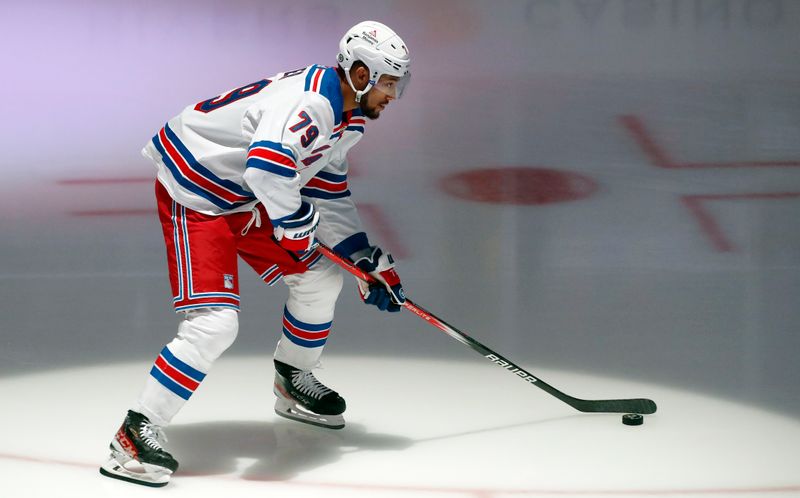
[{"xmin": 359, "ymin": 96, "xmax": 381, "ymax": 120}]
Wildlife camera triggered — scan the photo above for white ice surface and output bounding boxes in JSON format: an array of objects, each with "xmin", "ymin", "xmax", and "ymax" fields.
[{"xmin": 1, "ymin": 356, "xmax": 798, "ymax": 498}]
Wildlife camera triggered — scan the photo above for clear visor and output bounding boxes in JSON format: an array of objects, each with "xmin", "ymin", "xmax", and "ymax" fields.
[{"xmin": 371, "ymin": 73, "xmax": 411, "ymax": 99}]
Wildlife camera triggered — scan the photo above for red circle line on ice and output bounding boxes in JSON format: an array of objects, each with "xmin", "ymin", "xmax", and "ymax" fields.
[
  {"xmin": 1, "ymin": 452, "xmax": 799, "ymax": 496},
  {"xmin": 440, "ymin": 167, "xmax": 598, "ymax": 205}
]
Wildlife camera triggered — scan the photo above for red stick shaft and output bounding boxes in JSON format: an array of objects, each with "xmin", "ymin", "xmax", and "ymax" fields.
[{"xmin": 314, "ymin": 243, "xmax": 451, "ymax": 333}]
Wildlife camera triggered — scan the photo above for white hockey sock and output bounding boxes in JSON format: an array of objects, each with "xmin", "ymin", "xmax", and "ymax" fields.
[
  {"xmin": 274, "ymin": 304, "xmax": 331, "ymax": 370},
  {"xmin": 134, "ymin": 308, "xmax": 239, "ymax": 426},
  {"xmin": 277, "ymin": 260, "xmax": 342, "ymax": 370}
]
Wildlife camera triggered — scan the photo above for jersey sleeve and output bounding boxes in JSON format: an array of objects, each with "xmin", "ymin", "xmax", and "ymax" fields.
[
  {"xmin": 301, "ymin": 157, "xmax": 371, "ymax": 258},
  {"xmin": 242, "ymin": 94, "xmax": 335, "ymax": 225}
]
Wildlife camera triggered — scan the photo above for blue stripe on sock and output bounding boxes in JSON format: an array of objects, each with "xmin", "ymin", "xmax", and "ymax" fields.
[
  {"xmin": 159, "ymin": 346, "xmax": 206, "ymax": 382},
  {"xmin": 283, "ymin": 307, "xmax": 332, "ymax": 332},
  {"xmin": 150, "ymin": 366, "xmax": 192, "ymax": 400},
  {"xmin": 282, "ymin": 327, "xmax": 328, "ymax": 348}
]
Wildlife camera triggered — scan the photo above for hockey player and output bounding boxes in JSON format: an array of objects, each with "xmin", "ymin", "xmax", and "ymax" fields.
[{"xmin": 100, "ymin": 20, "xmax": 411, "ymax": 487}]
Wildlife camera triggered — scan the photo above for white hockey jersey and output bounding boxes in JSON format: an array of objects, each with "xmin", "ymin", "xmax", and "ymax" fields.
[{"xmin": 142, "ymin": 64, "xmax": 371, "ymax": 256}]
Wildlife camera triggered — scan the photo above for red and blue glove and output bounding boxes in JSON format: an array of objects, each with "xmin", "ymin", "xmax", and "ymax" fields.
[
  {"xmin": 351, "ymin": 246, "xmax": 406, "ymax": 312},
  {"xmin": 273, "ymin": 201, "xmax": 320, "ymax": 253}
]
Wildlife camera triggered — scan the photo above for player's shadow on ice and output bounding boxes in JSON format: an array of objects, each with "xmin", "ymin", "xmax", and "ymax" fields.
[
  {"xmin": 167, "ymin": 420, "xmax": 412, "ymax": 481},
  {"xmin": 167, "ymin": 415, "xmax": 581, "ymax": 481}
]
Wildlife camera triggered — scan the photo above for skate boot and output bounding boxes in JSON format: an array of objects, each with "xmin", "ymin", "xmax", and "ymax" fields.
[
  {"xmin": 273, "ymin": 359, "xmax": 346, "ymax": 429},
  {"xmin": 99, "ymin": 410, "xmax": 178, "ymax": 487}
]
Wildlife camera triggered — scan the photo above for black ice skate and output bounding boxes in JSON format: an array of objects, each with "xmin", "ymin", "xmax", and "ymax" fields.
[
  {"xmin": 99, "ymin": 410, "xmax": 178, "ymax": 487},
  {"xmin": 273, "ymin": 359, "xmax": 346, "ymax": 429}
]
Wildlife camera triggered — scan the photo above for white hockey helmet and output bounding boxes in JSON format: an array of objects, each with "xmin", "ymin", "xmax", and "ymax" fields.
[{"xmin": 337, "ymin": 20, "xmax": 411, "ymax": 103}]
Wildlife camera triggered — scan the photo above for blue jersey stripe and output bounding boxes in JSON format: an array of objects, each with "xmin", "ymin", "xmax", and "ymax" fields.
[
  {"xmin": 300, "ymin": 187, "xmax": 351, "ymax": 199},
  {"xmin": 333, "ymin": 232, "xmax": 371, "ymax": 258},
  {"xmin": 304, "ymin": 66, "xmax": 343, "ymax": 126},
  {"xmin": 314, "ymin": 170, "xmax": 347, "ymax": 182},
  {"xmin": 164, "ymin": 125, "xmax": 254, "ymax": 198},
  {"xmin": 153, "ymin": 136, "xmax": 236, "ymax": 210},
  {"xmin": 318, "ymin": 67, "xmax": 343, "ymax": 124},
  {"xmin": 304, "ymin": 65, "xmax": 320, "ymax": 91},
  {"xmin": 249, "ymin": 140, "xmax": 297, "ymax": 160},
  {"xmin": 246, "ymin": 158, "xmax": 297, "ymax": 178},
  {"xmin": 154, "ymin": 134, "xmax": 255, "ymax": 210}
]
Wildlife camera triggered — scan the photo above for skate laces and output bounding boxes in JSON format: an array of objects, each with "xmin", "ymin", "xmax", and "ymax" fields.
[
  {"xmin": 138, "ymin": 421, "xmax": 168, "ymax": 451},
  {"xmin": 291, "ymin": 370, "xmax": 333, "ymax": 399}
]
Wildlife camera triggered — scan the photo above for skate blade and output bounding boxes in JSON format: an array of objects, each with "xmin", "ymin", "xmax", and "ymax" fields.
[
  {"xmin": 99, "ymin": 456, "xmax": 172, "ymax": 487},
  {"xmin": 274, "ymin": 398, "xmax": 345, "ymax": 430}
]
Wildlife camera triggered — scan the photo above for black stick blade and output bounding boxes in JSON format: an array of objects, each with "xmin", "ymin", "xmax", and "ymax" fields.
[{"xmin": 571, "ymin": 398, "xmax": 657, "ymax": 415}]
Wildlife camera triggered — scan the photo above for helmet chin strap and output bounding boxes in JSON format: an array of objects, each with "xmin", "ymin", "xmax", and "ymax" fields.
[{"xmin": 344, "ymin": 68, "xmax": 374, "ymax": 104}]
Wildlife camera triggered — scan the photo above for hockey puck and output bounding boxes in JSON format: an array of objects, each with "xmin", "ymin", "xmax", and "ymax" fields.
[{"xmin": 622, "ymin": 413, "xmax": 644, "ymax": 426}]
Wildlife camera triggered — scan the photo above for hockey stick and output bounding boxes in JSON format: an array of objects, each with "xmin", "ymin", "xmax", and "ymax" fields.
[{"xmin": 316, "ymin": 243, "xmax": 657, "ymax": 415}]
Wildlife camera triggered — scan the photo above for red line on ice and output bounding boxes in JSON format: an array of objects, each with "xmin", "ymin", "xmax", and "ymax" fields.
[
  {"xmin": 357, "ymin": 202, "xmax": 410, "ymax": 259},
  {"xmin": 1, "ymin": 451, "xmax": 799, "ymax": 496},
  {"xmin": 681, "ymin": 193, "xmax": 800, "ymax": 252},
  {"xmin": 618, "ymin": 114, "xmax": 800, "ymax": 169}
]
